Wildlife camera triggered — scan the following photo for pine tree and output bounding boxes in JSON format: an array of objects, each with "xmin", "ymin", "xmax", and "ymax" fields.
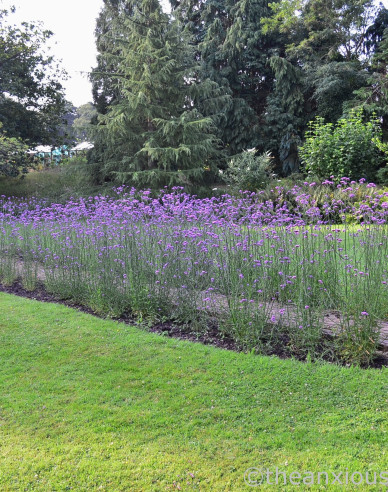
[
  {"xmin": 172, "ymin": 0, "xmax": 281, "ymax": 155},
  {"xmin": 90, "ymin": 0, "xmax": 229, "ymax": 189}
]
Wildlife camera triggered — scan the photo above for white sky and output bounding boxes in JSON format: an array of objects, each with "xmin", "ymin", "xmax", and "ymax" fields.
[
  {"xmin": 1, "ymin": 0, "xmax": 105, "ymax": 106},
  {"xmin": 0, "ymin": 0, "xmax": 387, "ymax": 107}
]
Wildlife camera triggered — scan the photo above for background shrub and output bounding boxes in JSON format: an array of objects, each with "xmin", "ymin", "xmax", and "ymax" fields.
[
  {"xmin": 225, "ymin": 150, "xmax": 274, "ymax": 191},
  {"xmin": 299, "ymin": 110, "xmax": 385, "ymax": 181}
]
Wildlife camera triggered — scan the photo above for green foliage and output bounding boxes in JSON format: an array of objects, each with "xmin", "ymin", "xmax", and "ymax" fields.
[
  {"xmin": 346, "ymin": 12, "xmax": 388, "ymax": 135},
  {"xmin": 0, "ymin": 6, "xmax": 70, "ymax": 178},
  {"xmin": 0, "ymin": 123, "xmax": 29, "ymax": 177},
  {"xmin": 299, "ymin": 110, "xmax": 385, "ymax": 180},
  {"xmin": 0, "ymin": 163, "xmax": 105, "ymax": 202},
  {"xmin": 90, "ymin": 0, "xmax": 228, "ymax": 189},
  {"xmin": 72, "ymin": 103, "xmax": 97, "ymax": 141},
  {"xmin": 311, "ymin": 62, "xmax": 368, "ymax": 122},
  {"xmin": 263, "ymin": 56, "xmax": 306, "ymax": 173},
  {"xmin": 225, "ymin": 150, "xmax": 274, "ymax": 191},
  {"xmin": 263, "ymin": 0, "xmax": 376, "ymax": 63},
  {"xmin": 376, "ymin": 165, "xmax": 388, "ymax": 185},
  {"xmin": 87, "ymin": 0, "xmax": 388, "ymax": 179},
  {"xmin": 0, "ymin": 8, "xmax": 68, "ymax": 147},
  {"xmin": 260, "ymin": 0, "xmax": 385, "ymax": 172},
  {"xmin": 172, "ymin": 0, "xmax": 280, "ymax": 157}
]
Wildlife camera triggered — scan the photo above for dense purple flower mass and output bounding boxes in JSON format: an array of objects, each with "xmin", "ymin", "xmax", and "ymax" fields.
[
  {"xmin": 1, "ymin": 179, "xmax": 387, "ymax": 365},
  {"xmin": 0, "ymin": 179, "xmax": 387, "ymax": 226}
]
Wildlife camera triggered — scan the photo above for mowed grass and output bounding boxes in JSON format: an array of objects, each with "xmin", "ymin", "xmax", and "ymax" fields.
[{"xmin": 0, "ymin": 293, "xmax": 387, "ymax": 491}]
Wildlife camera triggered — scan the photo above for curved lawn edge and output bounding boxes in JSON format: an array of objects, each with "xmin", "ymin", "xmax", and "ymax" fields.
[
  {"xmin": 0, "ymin": 280, "xmax": 241, "ymax": 352},
  {"xmin": 1, "ymin": 279, "xmax": 388, "ymax": 368},
  {"xmin": 0, "ymin": 292, "xmax": 388, "ymax": 490}
]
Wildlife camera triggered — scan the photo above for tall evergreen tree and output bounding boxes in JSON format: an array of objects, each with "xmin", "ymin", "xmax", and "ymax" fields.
[
  {"xmin": 261, "ymin": 0, "xmax": 379, "ymax": 172},
  {"xmin": 90, "ymin": 0, "xmax": 229, "ymax": 188},
  {"xmin": 172, "ymin": 0, "xmax": 281, "ymax": 155},
  {"xmin": 72, "ymin": 103, "xmax": 97, "ymax": 141},
  {"xmin": 91, "ymin": 2, "xmax": 127, "ymax": 117}
]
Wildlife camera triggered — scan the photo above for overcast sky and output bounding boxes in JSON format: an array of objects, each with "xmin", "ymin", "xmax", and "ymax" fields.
[
  {"xmin": 1, "ymin": 0, "xmax": 387, "ymax": 107},
  {"xmin": 2, "ymin": 0, "xmax": 105, "ymax": 106}
]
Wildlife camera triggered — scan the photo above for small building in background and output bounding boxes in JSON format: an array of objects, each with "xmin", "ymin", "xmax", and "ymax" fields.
[{"xmin": 29, "ymin": 142, "xmax": 94, "ymax": 166}]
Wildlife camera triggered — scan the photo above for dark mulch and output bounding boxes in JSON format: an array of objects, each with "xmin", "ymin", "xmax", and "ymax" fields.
[
  {"xmin": 1, "ymin": 280, "xmax": 387, "ymax": 368},
  {"xmin": 148, "ymin": 320, "xmax": 239, "ymax": 351}
]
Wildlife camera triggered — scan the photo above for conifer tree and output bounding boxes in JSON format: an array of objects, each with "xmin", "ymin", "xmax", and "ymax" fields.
[
  {"xmin": 172, "ymin": 0, "xmax": 280, "ymax": 155},
  {"xmin": 90, "ymin": 0, "xmax": 229, "ymax": 189}
]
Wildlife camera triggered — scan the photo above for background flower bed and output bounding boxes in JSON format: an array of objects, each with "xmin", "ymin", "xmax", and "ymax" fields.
[{"xmin": 1, "ymin": 179, "xmax": 388, "ymax": 366}]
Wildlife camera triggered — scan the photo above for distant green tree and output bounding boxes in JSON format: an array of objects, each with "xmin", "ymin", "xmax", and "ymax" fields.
[
  {"xmin": 73, "ymin": 103, "xmax": 97, "ymax": 141},
  {"xmin": 0, "ymin": 7, "xmax": 68, "ymax": 147},
  {"xmin": 90, "ymin": 0, "xmax": 229, "ymax": 189}
]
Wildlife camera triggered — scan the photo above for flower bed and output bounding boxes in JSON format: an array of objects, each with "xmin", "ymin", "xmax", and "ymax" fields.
[{"xmin": 1, "ymin": 180, "xmax": 388, "ymax": 365}]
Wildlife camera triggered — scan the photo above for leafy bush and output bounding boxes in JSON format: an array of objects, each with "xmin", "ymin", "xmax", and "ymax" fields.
[
  {"xmin": 0, "ymin": 124, "xmax": 30, "ymax": 177},
  {"xmin": 225, "ymin": 150, "xmax": 274, "ymax": 191},
  {"xmin": 299, "ymin": 110, "xmax": 385, "ymax": 181}
]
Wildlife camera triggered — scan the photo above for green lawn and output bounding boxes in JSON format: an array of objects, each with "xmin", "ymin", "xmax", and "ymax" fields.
[{"xmin": 0, "ymin": 292, "xmax": 387, "ymax": 490}]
